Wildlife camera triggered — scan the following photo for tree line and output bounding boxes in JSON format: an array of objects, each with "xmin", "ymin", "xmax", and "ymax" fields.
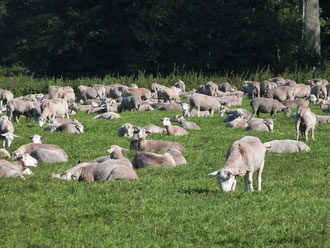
[{"xmin": 0, "ymin": 0, "xmax": 329, "ymax": 78}]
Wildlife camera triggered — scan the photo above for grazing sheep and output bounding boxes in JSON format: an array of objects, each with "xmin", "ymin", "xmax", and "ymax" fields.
[
  {"xmin": 171, "ymin": 115, "xmax": 201, "ymax": 130},
  {"xmin": 295, "ymin": 107, "xmax": 317, "ymax": 141},
  {"xmin": 246, "ymin": 118, "xmax": 274, "ymax": 132},
  {"xmin": 92, "ymin": 112, "xmax": 121, "ymax": 120},
  {"xmin": 181, "ymin": 102, "xmax": 210, "ymax": 117},
  {"xmin": 6, "ymin": 99, "xmax": 41, "ymax": 122},
  {"xmin": 39, "ymin": 98, "xmax": 69, "ymax": 126},
  {"xmin": 315, "ymin": 114, "xmax": 330, "ymax": 124},
  {"xmin": 29, "ymin": 135, "xmax": 44, "ymax": 144},
  {"xmin": 250, "ymin": 97, "xmax": 291, "ymax": 118},
  {"xmin": 209, "ymin": 136, "xmax": 266, "ymax": 192},
  {"xmin": 263, "ymin": 140, "xmax": 310, "ymax": 152},
  {"xmin": 118, "ymin": 96, "xmax": 142, "ymax": 112},
  {"xmin": 118, "ymin": 123, "xmax": 134, "ymax": 137},
  {"xmin": 0, "ymin": 154, "xmax": 38, "ymax": 179},
  {"xmin": 130, "ymin": 127, "xmax": 185, "ymax": 152},
  {"xmin": 76, "ymin": 87, "xmax": 99, "ymax": 102},
  {"xmin": 265, "ymin": 86, "xmax": 296, "ymax": 102},
  {"xmin": 161, "ymin": 117, "xmax": 189, "ymax": 136},
  {"xmin": 189, "ymin": 93, "xmax": 221, "ymax": 117}
]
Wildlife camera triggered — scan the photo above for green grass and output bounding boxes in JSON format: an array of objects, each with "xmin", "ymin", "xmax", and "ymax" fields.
[{"xmin": 0, "ymin": 96, "xmax": 329, "ymax": 247}]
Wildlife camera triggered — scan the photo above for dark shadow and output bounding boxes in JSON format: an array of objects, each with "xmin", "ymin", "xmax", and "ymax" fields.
[{"xmin": 178, "ymin": 188, "xmax": 217, "ymax": 194}]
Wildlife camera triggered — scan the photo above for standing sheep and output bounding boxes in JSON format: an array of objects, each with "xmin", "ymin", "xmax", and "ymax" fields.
[{"xmin": 295, "ymin": 107, "xmax": 317, "ymax": 141}]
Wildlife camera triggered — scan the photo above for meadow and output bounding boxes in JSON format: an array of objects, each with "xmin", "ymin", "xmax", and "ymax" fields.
[{"xmin": 0, "ymin": 72, "xmax": 329, "ymax": 247}]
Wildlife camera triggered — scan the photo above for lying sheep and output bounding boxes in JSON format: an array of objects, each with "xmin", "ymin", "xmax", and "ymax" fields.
[
  {"xmin": 225, "ymin": 117, "xmax": 249, "ymax": 128},
  {"xmin": 0, "ymin": 148, "xmax": 10, "ymax": 158},
  {"xmin": 209, "ymin": 136, "xmax": 266, "ymax": 192},
  {"xmin": 263, "ymin": 140, "xmax": 310, "ymax": 152},
  {"xmin": 29, "ymin": 135, "xmax": 44, "ymax": 144},
  {"xmin": 132, "ymin": 148, "xmax": 186, "ymax": 168},
  {"xmin": 161, "ymin": 117, "xmax": 189, "ymax": 136},
  {"xmin": 142, "ymin": 124, "xmax": 166, "ymax": 133},
  {"xmin": 56, "ymin": 122, "xmax": 84, "ymax": 134},
  {"xmin": 217, "ymin": 96, "xmax": 242, "ymax": 106},
  {"xmin": 118, "ymin": 123, "xmax": 134, "ymax": 137},
  {"xmin": 44, "ymin": 122, "xmax": 62, "ymax": 132},
  {"xmin": 284, "ymin": 99, "xmax": 309, "ymax": 108},
  {"xmin": 181, "ymin": 102, "xmax": 210, "ymax": 117},
  {"xmin": 171, "ymin": 115, "xmax": 201, "ymax": 130},
  {"xmin": 250, "ymin": 97, "xmax": 291, "ymax": 118},
  {"xmin": 189, "ymin": 93, "xmax": 221, "ymax": 117},
  {"xmin": 265, "ymin": 86, "xmax": 296, "ymax": 101},
  {"xmin": 315, "ymin": 114, "xmax": 330, "ymax": 124},
  {"xmin": 295, "ymin": 107, "xmax": 317, "ymax": 141},
  {"xmin": 92, "ymin": 112, "xmax": 121, "ymax": 120},
  {"xmin": 0, "ymin": 154, "xmax": 38, "ymax": 179},
  {"xmin": 246, "ymin": 118, "xmax": 274, "ymax": 132},
  {"xmin": 130, "ymin": 127, "xmax": 185, "ymax": 152}
]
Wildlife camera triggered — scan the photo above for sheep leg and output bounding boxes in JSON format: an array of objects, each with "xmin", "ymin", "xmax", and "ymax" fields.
[
  {"xmin": 304, "ymin": 127, "xmax": 310, "ymax": 141},
  {"xmin": 244, "ymin": 174, "xmax": 249, "ymax": 191},
  {"xmin": 248, "ymin": 172, "xmax": 254, "ymax": 192},
  {"xmin": 311, "ymin": 127, "xmax": 315, "ymax": 141},
  {"xmin": 197, "ymin": 106, "xmax": 200, "ymax": 117},
  {"xmin": 296, "ymin": 119, "xmax": 301, "ymax": 141},
  {"xmin": 210, "ymin": 109, "xmax": 214, "ymax": 117},
  {"xmin": 232, "ymin": 178, "xmax": 237, "ymax": 191},
  {"xmin": 188, "ymin": 106, "xmax": 194, "ymax": 118},
  {"xmin": 257, "ymin": 162, "xmax": 264, "ymax": 191}
]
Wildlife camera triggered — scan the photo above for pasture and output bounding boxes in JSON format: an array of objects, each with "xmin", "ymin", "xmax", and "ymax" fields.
[{"xmin": 0, "ymin": 94, "xmax": 329, "ymax": 247}]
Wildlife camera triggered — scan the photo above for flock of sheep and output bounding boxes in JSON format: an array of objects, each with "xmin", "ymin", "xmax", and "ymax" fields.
[{"xmin": 0, "ymin": 76, "xmax": 329, "ymax": 192}]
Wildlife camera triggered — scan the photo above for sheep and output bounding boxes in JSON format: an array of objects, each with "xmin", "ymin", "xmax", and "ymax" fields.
[
  {"xmin": 250, "ymin": 97, "xmax": 291, "ymax": 118},
  {"xmin": 259, "ymin": 80, "xmax": 277, "ymax": 96},
  {"xmin": 156, "ymin": 103, "xmax": 183, "ymax": 111},
  {"xmin": 209, "ymin": 136, "xmax": 266, "ymax": 192},
  {"xmin": 161, "ymin": 117, "xmax": 189, "ymax": 136},
  {"xmin": 12, "ymin": 143, "xmax": 68, "ymax": 163},
  {"xmin": 39, "ymin": 98, "xmax": 69, "ymax": 127},
  {"xmin": 284, "ymin": 99, "xmax": 309, "ymax": 108},
  {"xmin": 196, "ymin": 81, "xmax": 219, "ymax": 96},
  {"xmin": 315, "ymin": 114, "xmax": 330, "ymax": 124},
  {"xmin": 29, "ymin": 135, "xmax": 44, "ymax": 144},
  {"xmin": 225, "ymin": 117, "xmax": 249, "ymax": 128},
  {"xmin": 174, "ymin": 80, "xmax": 185, "ymax": 92},
  {"xmin": 181, "ymin": 102, "xmax": 211, "ymax": 117},
  {"xmin": 306, "ymin": 78, "xmax": 328, "ymax": 86},
  {"xmin": 188, "ymin": 93, "xmax": 221, "ymax": 117},
  {"xmin": 291, "ymin": 84, "xmax": 311, "ymax": 98},
  {"xmin": 246, "ymin": 118, "xmax": 274, "ymax": 132},
  {"xmin": 132, "ymin": 148, "xmax": 186, "ymax": 168},
  {"xmin": 142, "ymin": 124, "xmax": 166, "ymax": 133},
  {"xmin": 0, "ymin": 154, "xmax": 38, "ymax": 179},
  {"xmin": 295, "ymin": 107, "xmax": 317, "ymax": 141},
  {"xmin": 218, "ymin": 82, "xmax": 236, "ymax": 93},
  {"xmin": 0, "ymin": 148, "xmax": 10, "ymax": 158},
  {"xmin": 122, "ymin": 88, "xmax": 151, "ymax": 101},
  {"xmin": 217, "ymin": 95, "xmax": 242, "ymax": 106},
  {"xmin": 0, "ymin": 90, "xmax": 14, "ymax": 110},
  {"xmin": 263, "ymin": 140, "xmax": 310, "ymax": 153},
  {"xmin": 311, "ymin": 84, "xmax": 327, "ymax": 100},
  {"xmin": 76, "ymin": 87, "xmax": 99, "ymax": 102},
  {"xmin": 51, "ymin": 146, "xmax": 137, "ymax": 182},
  {"xmin": 157, "ymin": 87, "xmax": 180, "ymax": 103},
  {"xmin": 130, "ymin": 127, "xmax": 185, "ymax": 153},
  {"xmin": 44, "ymin": 122, "xmax": 62, "ymax": 132},
  {"xmin": 118, "ymin": 123, "xmax": 134, "ymax": 137},
  {"xmin": 6, "ymin": 99, "xmax": 41, "ymax": 122},
  {"xmin": 171, "ymin": 115, "xmax": 201, "ymax": 130},
  {"xmin": 0, "ymin": 116, "xmax": 18, "ymax": 147},
  {"xmin": 265, "ymin": 86, "xmax": 296, "ymax": 102},
  {"xmin": 241, "ymin": 81, "xmax": 260, "ymax": 99},
  {"xmin": 92, "ymin": 112, "xmax": 121, "ymax": 120},
  {"xmin": 222, "ymin": 109, "xmax": 245, "ymax": 122},
  {"xmin": 150, "ymin": 83, "xmax": 166, "ymax": 93},
  {"xmin": 91, "ymin": 145, "xmax": 131, "ymax": 164},
  {"xmin": 56, "ymin": 122, "xmax": 84, "ymax": 133},
  {"xmin": 117, "ymin": 96, "xmax": 142, "ymax": 112}
]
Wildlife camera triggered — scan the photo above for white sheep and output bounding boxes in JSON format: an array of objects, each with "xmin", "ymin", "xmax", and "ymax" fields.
[{"xmin": 161, "ymin": 117, "xmax": 189, "ymax": 136}]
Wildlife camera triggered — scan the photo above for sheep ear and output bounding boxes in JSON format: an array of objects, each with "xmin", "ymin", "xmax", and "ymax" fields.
[
  {"xmin": 77, "ymin": 160, "xmax": 81, "ymax": 164},
  {"xmin": 208, "ymin": 170, "xmax": 219, "ymax": 176},
  {"xmin": 160, "ymin": 118, "xmax": 164, "ymax": 121},
  {"xmin": 41, "ymin": 136, "xmax": 45, "ymax": 139},
  {"xmin": 13, "ymin": 134, "xmax": 19, "ymax": 138},
  {"xmin": 29, "ymin": 136, "xmax": 33, "ymax": 139}
]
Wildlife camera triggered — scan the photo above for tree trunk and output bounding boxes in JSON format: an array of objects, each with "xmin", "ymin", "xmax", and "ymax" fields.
[{"xmin": 300, "ymin": 0, "xmax": 321, "ymax": 57}]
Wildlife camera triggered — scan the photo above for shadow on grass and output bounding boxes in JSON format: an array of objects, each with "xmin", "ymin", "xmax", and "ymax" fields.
[{"xmin": 178, "ymin": 188, "xmax": 218, "ymax": 194}]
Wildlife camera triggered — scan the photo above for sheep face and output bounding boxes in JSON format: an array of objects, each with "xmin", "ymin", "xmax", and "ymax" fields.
[
  {"xmin": 22, "ymin": 168, "xmax": 33, "ymax": 175},
  {"xmin": 181, "ymin": 103, "xmax": 189, "ymax": 111},
  {"xmin": 264, "ymin": 119, "xmax": 274, "ymax": 132},
  {"xmin": 283, "ymin": 108, "xmax": 291, "ymax": 117},
  {"xmin": 76, "ymin": 124, "xmax": 84, "ymax": 133},
  {"xmin": 1, "ymin": 133, "xmax": 19, "ymax": 147},
  {"xmin": 123, "ymin": 123, "xmax": 133, "ymax": 137},
  {"xmin": 29, "ymin": 135, "xmax": 44, "ymax": 144},
  {"xmin": 21, "ymin": 154, "xmax": 38, "ymax": 167},
  {"xmin": 161, "ymin": 117, "xmax": 171, "ymax": 127},
  {"xmin": 38, "ymin": 117, "xmax": 46, "ymax": 127},
  {"xmin": 210, "ymin": 169, "xmax": 236, "ymax": 192}
]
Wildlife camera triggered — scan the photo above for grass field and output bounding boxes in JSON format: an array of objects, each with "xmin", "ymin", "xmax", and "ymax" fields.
[{"xmin": 0, "ymin": 96, "xmax": 329, "ymax": 247}]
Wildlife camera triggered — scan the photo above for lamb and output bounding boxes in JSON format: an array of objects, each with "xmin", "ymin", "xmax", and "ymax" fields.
[
  {"xmin": 92, "ymin": 112, "xmax": 121, "ymax": 120},
  {"xmin": 56, "ymin": 122, "xmax": 84, "ymax": 133},
  {"xmin": 265, "ymin": 86, "xmax": 296, "ymax": 102},
  {"xmin": 263, "ymin": 140, "xmax": 310, "ymax": 153},
  {"xmin": 161, "ymin": 117, "xmax": 189, "ymax": 136},
  {"xmin": 181, "ymin": 102, "xmax": 211, "ymax": 117},
  {"xmin": 246, "ymin": 118, "xmax": 274, "ymax": 132},
  {"xmin": 315, "ymin": 114, "xmax": 330, "ymax": 124},
  {"xmin": 0, "ymin": 116, "xmax": 18, "ymax": 147},
  {"xmin": 250, "ymin": 97, "xmax": 291, "ymax": 118},
  {"xmin": 218, "ymin": 106, "xmax": 250, "ymax": 118},
  {"xmin": 171, "ymin": 115, "xmax": 201, "ymax": 130},
  {"xmin": 209, "ymin": 136, "xmax": 266, "ymax": 192},
  {"xmin": 142, "ymin": 124, "xmax": 166, "ymax": 133},
  {"xmin": 117, "ymin": 96, "xmax": 142, "ymax": 112},
  {"xmin": 295, "ymin": 107, "xmax": 317, "ymax": 141},
  {"xmin": 188, "ymin": 93, "xmax": 221, "ymax": 117},
  {"xmin": 284, "ymin": 99, "xmax": 309, "ymax": 108},
  {"xmin": 39, "ymin": 98, "xmax": 69, "ymax": 127},
  {"xmin": 0, "ymin": 154, "xmax": 38, "ymax": 179},
  {"xmin": 29, "ymin": 135, "xmax": 44, "ymax": 144},
  {"xmin": 130, "ymin": 127, "xmax": 185, "ymax": 153},
  {"xmin": 12, "ymin": 143, "xmax": 68, "ymax": 163},
  {"xmin": 132, "ymin": 148, "xmax": 186, "ymax": 168},
  {"xmin": 118, "ymin": 123, "xmax": 134, "ymax": 137}
]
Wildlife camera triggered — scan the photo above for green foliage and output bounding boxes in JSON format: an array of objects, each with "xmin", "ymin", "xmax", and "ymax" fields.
[{"xmin": 0, "ymin": 94, "xmax": 328, "ymax": 247}]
